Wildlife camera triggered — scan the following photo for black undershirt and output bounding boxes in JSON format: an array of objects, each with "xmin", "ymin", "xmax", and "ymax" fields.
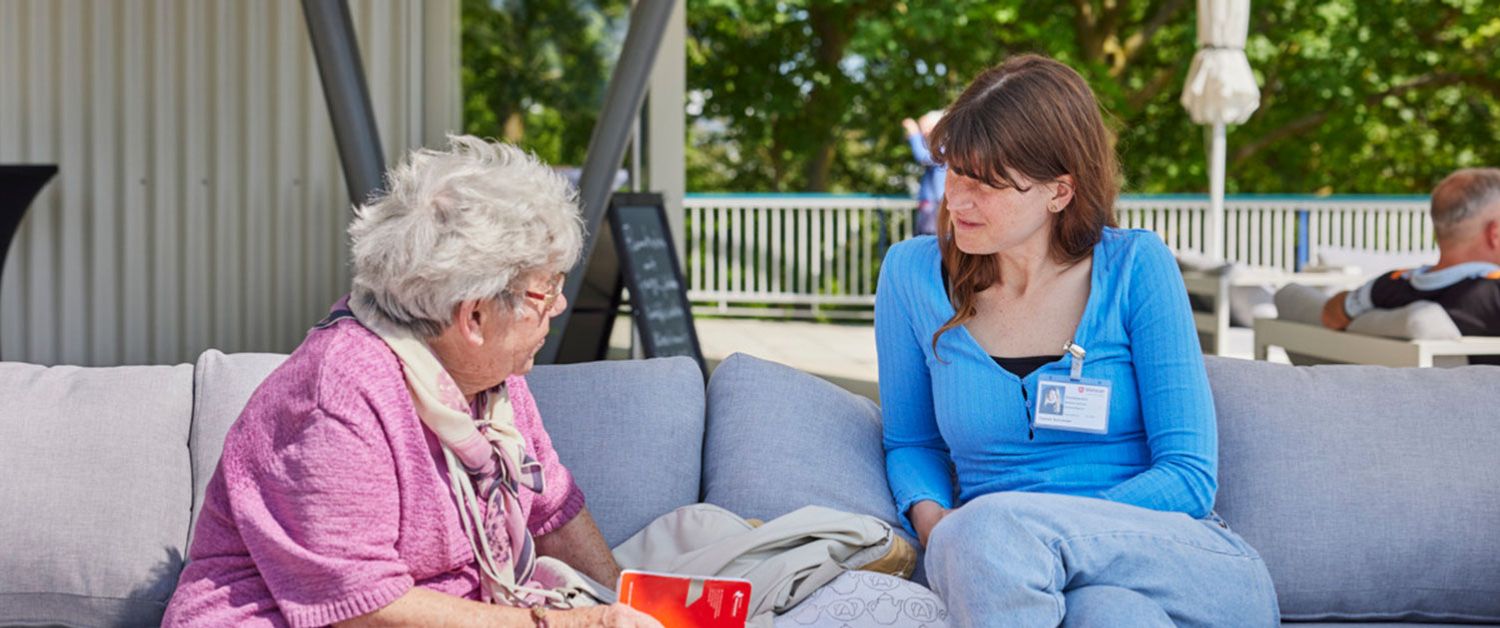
[
  {"xmin": 942, "ymin": 263, "xmax": 1065, "ymax": 377},
  {"xmin": 991, "ymin": 354, "xmax": 1063, "ymax": 378}
]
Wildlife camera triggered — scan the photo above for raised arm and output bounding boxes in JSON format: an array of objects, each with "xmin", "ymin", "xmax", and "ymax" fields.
[{"xmin": 906, "ymin": 131, "xmax": 938, "ymax": 167}]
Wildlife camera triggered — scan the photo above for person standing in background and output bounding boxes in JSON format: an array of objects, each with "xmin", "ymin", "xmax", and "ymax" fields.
[{"xmin": 903, "ymin": 110, "xmax": 947, "ymax": 236}]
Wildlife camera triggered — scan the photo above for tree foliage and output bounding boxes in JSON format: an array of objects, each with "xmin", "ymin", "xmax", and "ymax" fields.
[
  {"xmin": 459, "ymin": 0, "xmax": 1500, "ymax": 194},
  {"xmin": 461, "ymin": 0, "xmax": 627, "ymax": 166},
  {"xmin": 686, "ymin": 0, "xmax": 1500, "ymax": 194},
  {"xmin": 1231, "ymin": 0, "xmax": 1500, "ymax": 193}
]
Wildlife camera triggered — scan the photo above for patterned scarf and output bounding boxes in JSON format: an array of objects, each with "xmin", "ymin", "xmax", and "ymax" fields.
[{"xmin": 319, "ymin": 296, "xmax": 564, "ymax": 607}]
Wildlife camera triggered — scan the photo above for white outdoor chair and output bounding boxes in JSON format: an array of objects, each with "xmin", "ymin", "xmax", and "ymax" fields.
[
  {"xmin": 1179, "ymin": 259, "xmax": 1363, "ymax": 357},
  {"xmin": 1253, "ymin": 318, "xmax": 1500, "ymax": 367},
  {"xmin": 1255, "ymin": 284, "xmax": 1500, "ymax": 367},
  {"xmin": 1181, "ymin": 269, "xmax": 1234, "ymax": 356}
]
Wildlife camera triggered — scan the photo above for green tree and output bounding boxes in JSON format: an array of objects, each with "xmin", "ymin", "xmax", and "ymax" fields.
[
  {"xmin": 687, "ymin": 0, "xmax": 1201, "ymax": 193},
  {"xmin": 687, "ymin": 0, "xmax": 891, "ymax": 192},
  {"xmin": 1231, "ymin": 0, "xmax": 1500, "ymax": 193},
  {"xmin": 461, "ymin": 0, "xmax": 627, "ymax": 166},
  {"xmin": 684, "ymin": 0, "xmax": 1500, "ymax": 194}
]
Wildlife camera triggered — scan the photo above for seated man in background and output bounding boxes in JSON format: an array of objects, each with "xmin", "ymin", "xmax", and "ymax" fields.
[{"xmin": 1322, "ymin": 168, "xmax": 1500, "ymax": 364}]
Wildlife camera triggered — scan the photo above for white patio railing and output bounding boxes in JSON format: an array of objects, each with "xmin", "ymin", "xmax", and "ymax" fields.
[
  {"xmin": 1119, "ymin": 195, "xmax": 1434, "ymax": 270},
  {"xmin": 683, "ymin": 194, "xmax": 1431, "ymax": 318}
]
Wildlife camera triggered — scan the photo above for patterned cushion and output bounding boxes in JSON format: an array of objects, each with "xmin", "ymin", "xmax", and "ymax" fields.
[{"xmin": 776, "ymin": 571, "xmax": 947, "ymax": 627}]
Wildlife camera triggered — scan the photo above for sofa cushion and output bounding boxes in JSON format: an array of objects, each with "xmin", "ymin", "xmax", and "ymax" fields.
[
  {"xmin": 702, "ymin": 353, "xmax": 903, "ymax": 538},
  {"xmin": 1273, "ymin": 283, "xmax": 1334, "ymax": 326},
  {"xmin": 528, "ymin": 357, "xmax": 705, "ymax": 548},
  {"xmin": 1346, "ymin": 301, "xmax": 1463, "ymax": 341},
  {"xmin": 1206, "ymin": 357, "xmax": 1500, "ymax": 622},
  {"xmin": 1229, "ymin": 284, "xmax": 1277, "ymax": 328},
  {"xmin": 778, "ymin": 571, "xmax": 947, "ymax": 626},
  {"xmin": 189, "ymin": 350, "xmax": 288, "ymax": 536},
  {"xmin": 0, "ymin": 361, "xmax": 195, "ymax": 627}
]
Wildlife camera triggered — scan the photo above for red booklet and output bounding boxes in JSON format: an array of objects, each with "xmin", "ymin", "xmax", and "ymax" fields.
[{"xmin": 617, "ymin": 570, "xmax": 752, "ymax": 628}]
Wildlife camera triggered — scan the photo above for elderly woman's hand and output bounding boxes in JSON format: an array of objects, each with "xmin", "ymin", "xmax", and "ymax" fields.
[{"xmin": 556, "ymin": 603, "xmax": 664, "ymax": 628}]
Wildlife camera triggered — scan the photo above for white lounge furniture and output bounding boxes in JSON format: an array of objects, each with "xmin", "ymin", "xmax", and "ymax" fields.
[
  {"xmin": 1182, "ymin": 270, "xmax": 1235, "ymax": 356},
  {"xmin": 1256, "ymin": 283, "xmax": 1500, "ymax": 367},
  {"xmin": 1183, "ymin": 266, "xmax": 1364, "ymax": 357},
  {"xmin": 1253, "ymin": 317, "xmax": 1500, "ymax": 367}
]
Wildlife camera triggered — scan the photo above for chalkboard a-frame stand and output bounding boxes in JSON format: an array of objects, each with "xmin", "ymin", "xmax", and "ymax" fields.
[{"xmin": 607, "ymin": 193, "xmax": 706, "ymax": 375}]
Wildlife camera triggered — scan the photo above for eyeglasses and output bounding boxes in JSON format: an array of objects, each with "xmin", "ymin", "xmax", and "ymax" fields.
[{"xmin": 519, "ymin": 272, "xmax": 567, "ymax": 315}]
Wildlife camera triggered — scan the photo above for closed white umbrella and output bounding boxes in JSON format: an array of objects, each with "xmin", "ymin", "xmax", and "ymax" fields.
[{"xmin": 1181, "ymin": 0, "xmax": 1260, "ymax": 261}]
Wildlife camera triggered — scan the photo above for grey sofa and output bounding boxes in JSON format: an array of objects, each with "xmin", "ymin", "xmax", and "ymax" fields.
[{"xmin": 2, "ymin": 352, "xmax": 1496, "ymax": 626}]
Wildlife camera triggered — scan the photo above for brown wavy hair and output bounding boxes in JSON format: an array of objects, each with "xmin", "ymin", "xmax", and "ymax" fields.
[{"xmin": 928, "ymin": 54, "xmax": 1121, "ymax": 354}]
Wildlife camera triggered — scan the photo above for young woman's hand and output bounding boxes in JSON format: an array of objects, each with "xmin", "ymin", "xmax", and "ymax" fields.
[
  {"xmin": 910, "ymin": 500, "xmax": 952, "ymax": 548},
  {"xmin": 555, "ymin": 603, "xmax": 663, "ymax": 628}
]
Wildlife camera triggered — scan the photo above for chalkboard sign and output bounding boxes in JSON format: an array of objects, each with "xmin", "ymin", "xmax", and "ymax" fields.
[{"xmin": 608, "ymin": 193, "xmax": 705, "ymax": 374}]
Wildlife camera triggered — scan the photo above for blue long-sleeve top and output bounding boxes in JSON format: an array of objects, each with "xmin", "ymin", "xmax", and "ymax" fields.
[
  {"xmin": 906, "ymin": 132, "xmax": 946, "ymax": 205},
  {"xmin": 876, "ymin": 228, "xmax": 1218, "ymax": 535}
]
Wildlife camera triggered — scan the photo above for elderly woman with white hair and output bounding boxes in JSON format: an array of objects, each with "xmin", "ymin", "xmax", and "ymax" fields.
[{"xmin": 164, "ymin": 136, "xmax": 661, "ymax": 628}]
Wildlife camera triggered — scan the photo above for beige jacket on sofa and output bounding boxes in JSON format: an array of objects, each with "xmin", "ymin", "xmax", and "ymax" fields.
[{"xmin": 612, "ymin": 504, "xmax": 916, "ymax": 626}]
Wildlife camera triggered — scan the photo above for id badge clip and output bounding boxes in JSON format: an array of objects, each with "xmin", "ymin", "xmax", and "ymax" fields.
[{"xmin": 1034, "ymin": 341, "xmax": 1111, "ymax": 434}]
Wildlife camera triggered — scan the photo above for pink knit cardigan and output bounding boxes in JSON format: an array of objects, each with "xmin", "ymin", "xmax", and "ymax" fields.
[{"xmin": 163, "ymin": 315, "xmax": 585, "ymax": 627}]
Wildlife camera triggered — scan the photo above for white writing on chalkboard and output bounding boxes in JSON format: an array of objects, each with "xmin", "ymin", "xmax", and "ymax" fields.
[{"xmin": 612, "ymin": 203, "xmax": 701, "ymax": 365}]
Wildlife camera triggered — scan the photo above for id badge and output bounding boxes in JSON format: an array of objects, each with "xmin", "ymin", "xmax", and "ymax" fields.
[{"xmin": 1034, "ymin": 374, "xmax": 1111, "ymax": 434}]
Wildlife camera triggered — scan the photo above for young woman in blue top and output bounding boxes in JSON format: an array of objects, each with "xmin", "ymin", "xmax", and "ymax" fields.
[{"xmin": 876, "ymin": 55, "xmax": 1279, "ymax": 627}]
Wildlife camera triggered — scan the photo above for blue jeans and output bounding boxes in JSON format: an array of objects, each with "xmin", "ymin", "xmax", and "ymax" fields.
[{"xmin": 925, "ymin": 492, "xmax": 1279, "ymax": 627}]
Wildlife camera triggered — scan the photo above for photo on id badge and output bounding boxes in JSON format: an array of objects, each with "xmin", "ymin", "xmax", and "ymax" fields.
[{"xmin": 1039, "ymin": 384, "xmax": 1066, "ymax": 415}]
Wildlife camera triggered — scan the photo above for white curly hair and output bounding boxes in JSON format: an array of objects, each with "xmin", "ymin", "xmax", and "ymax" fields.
[{"xmin": 348, "ymin": 135, "xmax": 585, "ymax": 336}]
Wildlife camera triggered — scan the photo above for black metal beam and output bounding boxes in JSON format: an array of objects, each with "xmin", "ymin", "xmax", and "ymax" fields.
[
  {"xmin": 540, "ymin": 0, "xmax": 678, "ymax": 364},
  {"xmin": 302, "ymin": 0, "xmax": 385, "ymax": 206},
  {"xmin": 0, "ymin": 165, "xmax": 58, "ymax": 359}
]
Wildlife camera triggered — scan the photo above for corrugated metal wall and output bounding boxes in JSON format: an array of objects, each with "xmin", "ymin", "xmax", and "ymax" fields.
[{"xmin": 0, "ymin": 0, "xmax": 461, "ymax": 366}]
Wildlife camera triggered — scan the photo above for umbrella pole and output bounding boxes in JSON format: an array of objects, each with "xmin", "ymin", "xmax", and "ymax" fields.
[{"xmin": 1208, "ymin": 122, "xmax": 1227, "ymax": 261}]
